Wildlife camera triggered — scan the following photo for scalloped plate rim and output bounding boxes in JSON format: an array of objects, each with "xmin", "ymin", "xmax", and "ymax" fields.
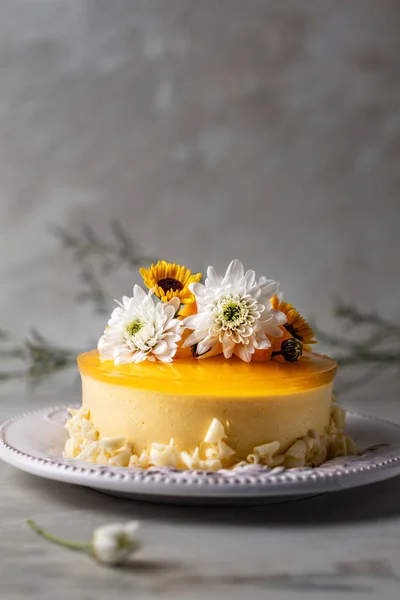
[{"xmin": 1, "ymin": 405, "xmax": 400, "ymax": 501}]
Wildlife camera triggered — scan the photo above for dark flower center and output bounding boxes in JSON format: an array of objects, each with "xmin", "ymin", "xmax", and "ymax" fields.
[{"xmin": 157, "ymin": 277, "xmax": 184, "ymax": 292}]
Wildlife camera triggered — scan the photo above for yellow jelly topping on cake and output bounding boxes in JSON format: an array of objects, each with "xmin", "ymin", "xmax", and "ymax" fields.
[{"xmin": 78, "ymin": 350, "xmax": 337, "ymax": 397}]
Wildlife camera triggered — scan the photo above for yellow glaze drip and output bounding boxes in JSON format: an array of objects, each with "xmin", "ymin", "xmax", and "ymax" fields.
[{"xmin": 78, "ymin": 350, "xmax": 337, "ymax": 397}]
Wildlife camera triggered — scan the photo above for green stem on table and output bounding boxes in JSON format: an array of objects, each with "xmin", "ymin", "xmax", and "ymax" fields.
[{"xmin": 26, "ymin": 520, "xmax": 91, "ymax": 553}]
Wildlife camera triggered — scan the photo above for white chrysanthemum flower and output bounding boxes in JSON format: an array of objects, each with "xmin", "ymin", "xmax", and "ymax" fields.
[
  {"xmin": 98, "ymin": 285, "xmax": 182, "ymax": 364},
  {"xmin": 92, "ymin": 521, "xmax": 141, "ymax": 566},
  {"xmin": 26, "ymin": 519, "xmax": 141, "ymax": 568},
  {"xmin": 182, "ymin": 259, "xmax": 286, "ymax": 362}
]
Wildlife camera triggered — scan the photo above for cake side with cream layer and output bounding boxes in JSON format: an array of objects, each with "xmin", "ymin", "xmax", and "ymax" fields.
[
  {"xmin": 78, "ymin": 351, "xmax": 335, "ymax": 458},
  {"xmin": 63, "ymin": 350, "xmax": 356, "ymax": 470}
]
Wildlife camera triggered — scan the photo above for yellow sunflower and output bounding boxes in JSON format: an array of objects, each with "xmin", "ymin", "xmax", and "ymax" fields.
[
  {"xmin": 271, "ymin": 295, "xmax": 316, "ymax": 349},
  {"xmin": 140, "ymin": 261, "xmax": 202, "ymax": 304}
]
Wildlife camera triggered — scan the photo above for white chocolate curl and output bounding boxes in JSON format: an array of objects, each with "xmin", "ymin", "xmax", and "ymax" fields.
[
  {"xmin": 203, "ymin": 418, "xmax": 227, "ymax": 444},
  {"xmin": 64, "ymin": 403, "xmax": 356, "ymax": 471}
]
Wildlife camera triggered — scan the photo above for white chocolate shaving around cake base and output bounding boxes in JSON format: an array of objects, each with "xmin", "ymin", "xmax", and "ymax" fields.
[{"xmin": 63, "ymin": 403, "xmax": 357, "ymax": 471}]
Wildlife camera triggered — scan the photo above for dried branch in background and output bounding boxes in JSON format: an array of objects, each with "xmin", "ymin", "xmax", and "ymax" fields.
[
  {"xmin": 1, "ymin": 299, "xmax": 397, "ymax": 391},
  {"xmin": 0, "ymin": 224, "xmax": 398, "ymax": 392},
  {"xmin": 53, "ymin": 220, "xmax": 157, "ymax": 313},
  {"xmin": 313, "ymin": 299, "xmax": 400, "ymax": 393},
  {"xmin": 0, "ymin": 329, "xmax": 79, "ymax": 388}
]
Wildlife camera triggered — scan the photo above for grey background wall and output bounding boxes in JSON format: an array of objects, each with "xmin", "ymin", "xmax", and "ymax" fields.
[{"xmin": 0, "ymin": 0, "xmax": 399, "ymax": 351}]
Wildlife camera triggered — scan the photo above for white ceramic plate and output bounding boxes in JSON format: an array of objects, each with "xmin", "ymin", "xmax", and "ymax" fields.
[{"xmin": 1, "ymin": 405, "xmax": 400, "ymax": 505}]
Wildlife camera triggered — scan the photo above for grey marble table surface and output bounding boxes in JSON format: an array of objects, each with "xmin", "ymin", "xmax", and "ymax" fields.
[{"xmin": 1, "ymin": 372, "xmax": 400, "ymax": 600}]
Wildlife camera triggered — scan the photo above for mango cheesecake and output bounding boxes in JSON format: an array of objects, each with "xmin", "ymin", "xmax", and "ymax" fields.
[{"xmin": 64, "ymin": 259, "xmax": 356, "ymax": 470}]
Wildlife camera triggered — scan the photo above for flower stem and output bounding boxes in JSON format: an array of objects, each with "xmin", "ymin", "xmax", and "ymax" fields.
[{"xmin": 26, "ymin": 520, "xmax": 91, "ymax": 553}]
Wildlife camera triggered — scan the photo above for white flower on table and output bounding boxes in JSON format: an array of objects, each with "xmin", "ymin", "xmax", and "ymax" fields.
[
  {"xmin": 27, "ymin": 519, "xmax": 141, "ymax": 567},
  {"xmin": 91, "ymin": 521, "xmax": 141, "ymax": 565},
  {"xmin": 182, "ymin": 259, "xmax": 287, "ymax": 362},
  {"xmin": 98, "ymin": 285, "xmax": 182, "ymax": 364}
]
